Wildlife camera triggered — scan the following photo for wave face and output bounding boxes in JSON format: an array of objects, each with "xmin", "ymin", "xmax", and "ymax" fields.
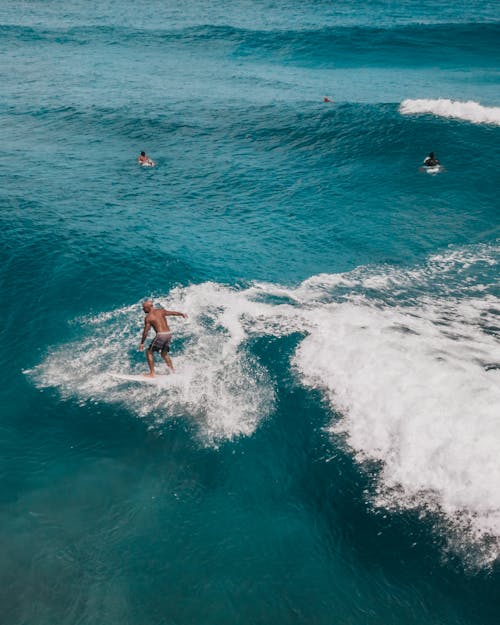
[
  {"xmin": 1, "ymin": 22, "xmax": 499, "ymax": 70},
  {"xmin": 31, "ymin": 243, "xmax": 500, "ymax": 563},
  {"xmin": 400, "ymin": 98, "xmax": 500, "ymax": 125},
  {"xmin": 1, "ymin": 18, "xmax": 499, "ymax": 107}
]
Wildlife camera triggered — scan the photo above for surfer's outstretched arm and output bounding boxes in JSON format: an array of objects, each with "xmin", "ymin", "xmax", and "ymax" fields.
[{"xmin": 163, "ymin": 310, "xmax": 188, "ymax": 318}]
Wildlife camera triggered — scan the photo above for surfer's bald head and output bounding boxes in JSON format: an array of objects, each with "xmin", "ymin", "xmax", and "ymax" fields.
[{"xmin": 142, "ymin": 299, "xmax": 153, "ymax": 312}]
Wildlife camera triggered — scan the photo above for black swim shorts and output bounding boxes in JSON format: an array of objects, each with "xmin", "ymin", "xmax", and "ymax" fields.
[{"xmin": 148, "ymin": 332, "xmax": 172, "ymax": 353}]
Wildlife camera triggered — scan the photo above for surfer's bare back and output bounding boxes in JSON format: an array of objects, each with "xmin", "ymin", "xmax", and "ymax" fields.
[{"xmin": 139, "ymin": 300, "xmax": 187, "ymax": 376}]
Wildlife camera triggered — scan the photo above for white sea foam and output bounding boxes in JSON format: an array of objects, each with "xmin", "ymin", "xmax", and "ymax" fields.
[
  {"xmin": 32, "ymin": 283, "xmax": 278, "ymax": 445},
  {"xmin": 400, "ymin": 98, "xmax": 500, "ymax": 126},
  {"xmin": 31, "ymin": 243, "xmax": 500, "ymax": 562},
  {"xmin": 295, "ymin": 298, "xmax": 500, "ymax": 558},
  {"xmin": 290, "ymin": 247, "xmax": 500, "ymax": 564}
]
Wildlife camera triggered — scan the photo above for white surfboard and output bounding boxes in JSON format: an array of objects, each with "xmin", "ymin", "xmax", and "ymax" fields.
[
  {"xmin": 109, "ymin": 372, "xmax": 171, "ymax": 385},
  {"xmin": 419, "ymin": 165, "xmax": 444, "ymax": 175}
]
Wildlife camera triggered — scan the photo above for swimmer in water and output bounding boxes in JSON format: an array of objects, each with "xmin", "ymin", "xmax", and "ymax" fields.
[
  {"xmin": 139, "ymin": 300, "xmax": 187, "ymax": 376},
  {"xmin": 137, "ymin": 151, "xmax": 155, "ymax": 166},
  {"xmin": 423, "ymin": 152, "xmax": 440, "ymax": 167},
  {"xmin": 323, "ymin": 96, "xmax": 334, "ymax": 103}
]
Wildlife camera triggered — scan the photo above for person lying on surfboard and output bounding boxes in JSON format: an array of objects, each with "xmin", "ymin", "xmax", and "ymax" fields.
[
  {"xmin": 423, "ymin": 152, "xmax": 439, "ymax": 167},
  {"xmin": 137, "ymin": 151, "xmax": 155, "ymax": 166},
  {"xmin": 139, "ymin": 300, "xmax": 187, "ymax": 376}
]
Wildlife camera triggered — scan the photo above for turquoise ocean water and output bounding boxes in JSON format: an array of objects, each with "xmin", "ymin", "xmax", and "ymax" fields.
[{"xmin": 1, "ymin": 1, "xmax": 500, "ymax": 623}]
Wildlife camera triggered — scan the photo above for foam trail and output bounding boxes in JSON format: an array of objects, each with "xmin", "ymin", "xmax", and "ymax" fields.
[
  {"xmin": 30, "ymin": 284, "xmax": 278, "ymax": 445},
  {"xmin": 400, "ymin": 98, "xmax": 500, "ymax": 126},
  {"xmin": 262, "ymin": 244, "xmax": 500, "ymax": 565},
  {"xmin": 30, "ymin": 243, "xmax": 500, "ymax": 564},
  {"xmin": 295, "ymin": 298, "xmax": 500, "ymax": 561}
]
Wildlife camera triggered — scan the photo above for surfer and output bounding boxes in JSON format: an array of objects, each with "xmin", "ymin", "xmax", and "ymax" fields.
[
  {"xmin": 323, "ymin": 96, "xmax": 334, "ymax": 103},
  {"xmin": 423, "ymin": 152, "xmax": 439, "ymax": 167},
  {"xmin": 137, "ymin": 151, "xmax": 155, "ymax": 167},
  {"xmin": 139, "ymin": 300, "xmax": 187, "ymax": 376}
]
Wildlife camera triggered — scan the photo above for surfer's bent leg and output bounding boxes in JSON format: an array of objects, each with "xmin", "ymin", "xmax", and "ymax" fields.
[
  {"xmin": 145, "ymin": 347, "xmax": 155, "ymax": 377},
  {"xmin": 161, "ymin": 350, "xmax": 174, "ymax": 373}
]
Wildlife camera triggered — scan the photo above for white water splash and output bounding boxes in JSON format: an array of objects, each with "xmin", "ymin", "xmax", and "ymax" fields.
[
  {"xmin": 31, "ymin": 284, "xmax": 279, "ymax": 445},
  {"xmin": 30, "ymin": 243, "xmax": 500, "ymax": 562},
  {"xmin": 400, "ymin": 98, "xmax": 500, "ymax": 126}
]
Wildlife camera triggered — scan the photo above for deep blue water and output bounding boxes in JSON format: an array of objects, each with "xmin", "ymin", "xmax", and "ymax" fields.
[{"xmin": 1, "ymin": 1, "xmax": 500, "ymax": 623}]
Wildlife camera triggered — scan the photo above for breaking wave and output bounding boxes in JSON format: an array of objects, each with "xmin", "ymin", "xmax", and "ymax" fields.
[
  {"xmin": 29, "ymin": 243, "xmax": 500, "ymax": 563},
  {"xmin": 400, "ymin": 98, "xmax": 500, "ymax": 126}
]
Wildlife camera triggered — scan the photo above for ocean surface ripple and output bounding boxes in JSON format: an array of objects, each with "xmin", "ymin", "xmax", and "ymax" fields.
[{"xmin": 1, "ymin": 1, "xmax": 500, "ymax": 624}]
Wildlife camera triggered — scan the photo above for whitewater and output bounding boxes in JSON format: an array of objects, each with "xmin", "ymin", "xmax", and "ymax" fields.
[
  {"xmin": 400, "ymin": 99, "xmax": 500, "ymax": 126},
  {"xmin": 31, "ymin": 243, "xmax": 500, "ymax": 563}
]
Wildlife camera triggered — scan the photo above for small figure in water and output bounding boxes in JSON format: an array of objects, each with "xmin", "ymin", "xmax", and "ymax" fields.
[
  {"xmin": 137, "ymin": 151, "xmax": 155, "ymax": 167},
  {"xmin": 323, "ymin": 96, "xmax": 334, "ymax": 103},
  {"xmin": 139, "ymin": 300, "xmax": 187, "ymax": 376},
  {"xmin": 424, "ymin": 152, "xmax": 440, "ymax": 167}
]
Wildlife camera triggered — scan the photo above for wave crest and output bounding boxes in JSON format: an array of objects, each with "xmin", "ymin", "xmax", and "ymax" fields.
[
  {"xmin": 29, "ymin": 243, "xmax": 500, "ymax": 564},
  {"xmin": 400, "ymin": 98, "xmax": 500, "ymax": 125}
]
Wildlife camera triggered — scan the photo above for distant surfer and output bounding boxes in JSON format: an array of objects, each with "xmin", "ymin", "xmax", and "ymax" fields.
[
  {"xmin": 323, "ymin": 96, "xmax": 334, "ymax": 103},
  {"xmin": 423, "ymin": 152, "xmax": 439, "ymax": 167},
  {"xmin": 139, "ymin": 300, "xmax": 187, "ymax": 376},
  {"xmin": 137, "ymin": 151, "xmax": 155, "ymax": 167}
]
